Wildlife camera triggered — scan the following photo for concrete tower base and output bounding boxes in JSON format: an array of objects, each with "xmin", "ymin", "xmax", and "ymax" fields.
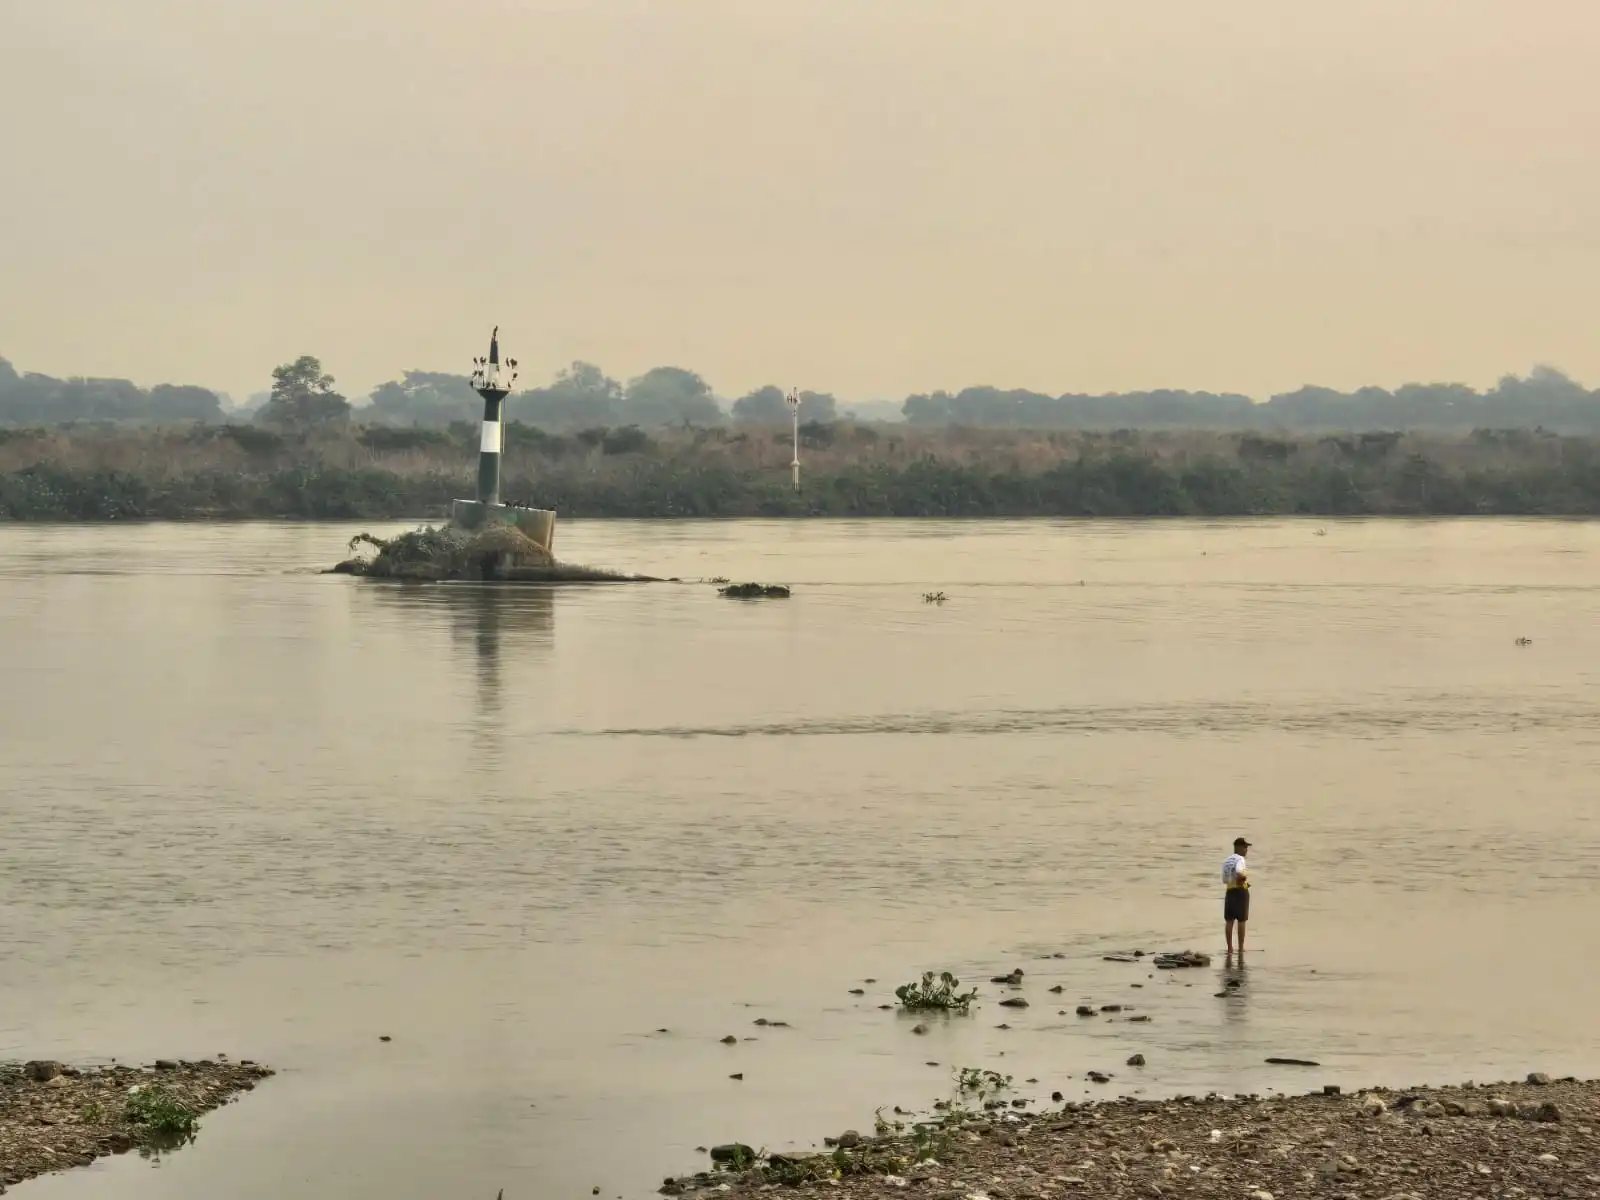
[{"xmin": 450, "ymin": 499, "xmax": 557, "ymax": 554}]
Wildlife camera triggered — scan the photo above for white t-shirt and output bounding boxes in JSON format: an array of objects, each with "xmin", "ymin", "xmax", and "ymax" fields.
[{"xmin": 1222, "ymin": 853, "xmax": 1249, "ymax": 888}]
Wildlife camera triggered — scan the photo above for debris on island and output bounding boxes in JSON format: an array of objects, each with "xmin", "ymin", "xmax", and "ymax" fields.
[{"xmin": 329, "ymin": 525, "xmax": 657, "ymax": 583}]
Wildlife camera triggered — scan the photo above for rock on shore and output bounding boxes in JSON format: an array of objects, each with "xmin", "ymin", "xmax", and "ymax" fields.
[
  {"xmin": 662, "ymin": 1077, "xmax": 1599, "ymax": 1199},
  {"xmin": 0, "ymin": 1059, "xmax": 272, "ymax": 1190}
]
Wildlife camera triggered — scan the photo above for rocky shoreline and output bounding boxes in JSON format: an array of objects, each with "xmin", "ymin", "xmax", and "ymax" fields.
[
  {"xmin": 664, "ymin": 1077, "xmax": 1599, "ymax": 1199},
  {"xmin": 0, "ymin": 1058, "xmax": 272, "ymax": 1192}
]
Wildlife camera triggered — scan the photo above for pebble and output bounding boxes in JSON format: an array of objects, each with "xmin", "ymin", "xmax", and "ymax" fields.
[
  {"xmin": 666, "ymin": 1077, "xmax": 1596, "ymax": 1199},
  {"xmin": 998, "ymin": 998, "xmax": 1029, "ymax": 1009},
  {"xmin": 1527, "ymin": 1072, "xmax": 1552, "ymax": 1085},
  {"xmin": 1126, "ymin": 1055, "xmax": 1146, "ymax": 1067}
]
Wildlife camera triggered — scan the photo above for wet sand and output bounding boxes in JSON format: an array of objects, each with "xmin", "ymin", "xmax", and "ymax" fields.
[
  {"xmin": 666, "ymin": 1078, "xmax": 1599, "ymax": 1199},
  {"xmin": 0, "ymin": 1060, "xmax": 271, "ymax": 1192}
]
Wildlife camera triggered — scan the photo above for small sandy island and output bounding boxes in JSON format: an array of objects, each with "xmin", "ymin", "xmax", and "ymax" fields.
[
  {"xmin": 0, "ymin": 1058, "xmax": 272, "ymax": 1191},
  {"xmin": 665, "ymin": 1077, "xmax": 1599, "ymax": 1200}
]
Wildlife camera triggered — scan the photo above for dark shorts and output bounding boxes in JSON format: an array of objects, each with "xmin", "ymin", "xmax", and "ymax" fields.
[{"xmin": 1224, "ymin": 889, "xmax": 1250, "ymax": 922}]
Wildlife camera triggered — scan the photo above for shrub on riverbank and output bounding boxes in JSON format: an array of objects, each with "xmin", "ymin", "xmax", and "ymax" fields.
[{"xmin": 4, "ymin": 423, "xmax": 1600, "ymax": 519}]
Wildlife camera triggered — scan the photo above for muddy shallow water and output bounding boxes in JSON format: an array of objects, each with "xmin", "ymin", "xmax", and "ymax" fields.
[{"xmin": 1, "ymin": 518, "xmax": 1598, "ymax": 1198}]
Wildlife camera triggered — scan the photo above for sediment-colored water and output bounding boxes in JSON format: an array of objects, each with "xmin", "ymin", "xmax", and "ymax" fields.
[{"xmin": 2, "ymin": 518, "xmax": 1598, "ymax": 1199}]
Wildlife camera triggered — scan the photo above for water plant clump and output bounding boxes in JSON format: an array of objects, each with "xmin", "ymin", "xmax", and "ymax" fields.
[
  {"xmin": 718, "ymin": 582, "xmax": 791, "ymax": 599},
  {"xmin": 895, "ymin": 971, "xmax": 978, "ymax": 1013},
  {"xmin": 123, "ymin": 1084, "xmax": 199, "ymax": 1141},
  {"xmin": 955, "ymin": 1066, "xmax": 1013, "ymax": 1096}
]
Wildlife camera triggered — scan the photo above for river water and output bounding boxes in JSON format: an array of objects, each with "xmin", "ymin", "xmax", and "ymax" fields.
[{"xmin": 2, "ymin": 518, "xmax": 1598, "ymax": 1199}]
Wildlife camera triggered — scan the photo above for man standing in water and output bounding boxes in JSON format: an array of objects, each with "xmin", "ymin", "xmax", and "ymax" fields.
[{"xmin": 1223, "ymin": 837, "xmax": 1251, "ymax": 955}]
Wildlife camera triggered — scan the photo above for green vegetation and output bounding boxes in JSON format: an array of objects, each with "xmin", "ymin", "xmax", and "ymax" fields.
[
  {"xmin": 8, "ymin": 349, "xmax": 1600, "ymax": 519},
  {"xmin": 6, "ymin": 420, "xmax": 1600, "ymax": 519},
  {"xmin": 899, "ymin": 367, "xmax": 1600, "ymax": 432},
  {"xmin": 123, "ymin": 1085, "xmax": 199, "ymax": 1140},
  {"xmin": 762, "ymin": 1153, "xmax": 840, "ymax": 1186},
  {"xmin": 895, "ymin": 972, "xmax": 979, "ymax": 1013},
  {"xmin": 955, "ymin": 1066, "xmax": 1013, "ymax": 1096},
  {"xmin": 732, "ymin": 387, "xmax": 838, "ymax": 424},
  {"xmin": 256, "ymin": 356, "xmax": 350, "ymax": 430}
]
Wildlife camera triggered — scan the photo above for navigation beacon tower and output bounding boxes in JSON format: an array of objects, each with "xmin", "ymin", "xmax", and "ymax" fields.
[{"xmin": 452, "ymin": 327, "xmax": 556, "ymax": 553}]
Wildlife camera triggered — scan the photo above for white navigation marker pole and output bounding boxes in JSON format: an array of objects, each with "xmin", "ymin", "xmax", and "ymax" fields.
[
  {"xmin": 468, "ymin": 326, "xmax": 518, "ymax": 509},
  {"xmin": 787, "ymin": 387, "xmax": 801, "ymax": 492}
]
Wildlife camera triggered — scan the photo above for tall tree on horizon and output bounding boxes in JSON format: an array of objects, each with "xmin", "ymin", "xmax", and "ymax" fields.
[{"xmin": 257, "ymin": 356, "xmax": 351, "ymax": 430}]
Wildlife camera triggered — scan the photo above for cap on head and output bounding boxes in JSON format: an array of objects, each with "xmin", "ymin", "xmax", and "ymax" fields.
[{"xmin": 1233, "ymin": 837, "xmax": 1251, "ymax": 850}]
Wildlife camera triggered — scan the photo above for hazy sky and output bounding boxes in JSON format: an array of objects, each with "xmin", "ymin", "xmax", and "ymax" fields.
[{"xmin": 3, "ymin": 0, "xmax": 1597, "ymax": 405}]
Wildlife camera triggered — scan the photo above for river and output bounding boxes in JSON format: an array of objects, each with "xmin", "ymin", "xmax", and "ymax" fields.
[{"xmin": 2, "ymin": 518, "xmax": 1598, "ymax": 1198}]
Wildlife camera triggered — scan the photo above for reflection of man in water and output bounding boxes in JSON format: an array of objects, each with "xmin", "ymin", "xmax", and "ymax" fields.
[{"xmin": 1222, "ymin": 837, "xmax": 1252, "ymax": 955}]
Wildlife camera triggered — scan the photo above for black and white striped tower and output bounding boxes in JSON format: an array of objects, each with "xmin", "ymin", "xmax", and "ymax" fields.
[{"xmin": 468, "ymin": 326, "xmax": 519, "ymax": 508}]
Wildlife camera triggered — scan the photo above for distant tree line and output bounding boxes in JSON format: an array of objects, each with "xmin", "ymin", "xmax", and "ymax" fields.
[
  {"xmin": 0, "ymin": 356, "xmax": 224, "ymax": 423},
  {"xmin": 369, "ymin": 362, "xmax": 840, "ymax": 429},
  {"xmin": 899, "ymin": 367, "xmax": 1600, "ymax": 432},
  {"xmin": 366, "ymin": 362, "xmax": 1600, "ymax": 433},
  {"xmin": 8, "ymin": 350, "xmax": 1600, "ymax": 433}
]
